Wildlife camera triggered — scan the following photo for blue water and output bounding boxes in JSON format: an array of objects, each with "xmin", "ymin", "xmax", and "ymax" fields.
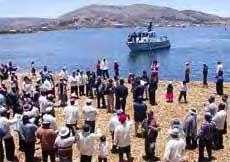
[{"xmin": 0, "ymin": 26, "xmax": 230, "ymax": 81}]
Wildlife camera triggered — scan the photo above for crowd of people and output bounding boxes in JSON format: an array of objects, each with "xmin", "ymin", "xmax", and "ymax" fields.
[{"xmin": 0, "ymin": 58, "xmax": 228, "ymax": 162}]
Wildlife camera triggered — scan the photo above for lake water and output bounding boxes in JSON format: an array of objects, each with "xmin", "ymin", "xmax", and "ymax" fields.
[{"xmin": 0, "ymin": 26, "xmax": 230, "ymax": 81}]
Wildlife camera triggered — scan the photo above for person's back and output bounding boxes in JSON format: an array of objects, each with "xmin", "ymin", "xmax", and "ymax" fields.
[
  {"xmin": 134, "ymin": 102, "xmax": 147, "ymax": 121},
  {"xmin": 63, "ymin": 105, "xmax": 79, "ymax": 124},
  {"xmin": 114, "ymin": 121, "xmax": 132, "ymax": 148},
  {"xmin": 82, "ymin": 105, "xmax": 97, "ymax": 121},
  {"xmin": 19, "ymin": 122, "xmax": 37, "ymax": 143}
]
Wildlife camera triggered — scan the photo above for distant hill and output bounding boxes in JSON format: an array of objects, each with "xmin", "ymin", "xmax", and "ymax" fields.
[{"xmin": 0, "ymin": 4, "xmax": 229, "ymax": 33}]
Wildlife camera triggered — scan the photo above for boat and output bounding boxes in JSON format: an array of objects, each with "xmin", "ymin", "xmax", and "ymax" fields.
[{"xmin": 127, "ymin": 22, "xmax": 171, "ymax": 52}]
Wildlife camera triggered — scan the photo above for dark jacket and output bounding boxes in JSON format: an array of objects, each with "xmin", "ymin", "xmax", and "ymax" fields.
[
  {"xmin": 133, "ymin": 84, "xmax": 145, "ymax": 100},
  {"xmin": 115, "ymin": 85, "xmax": 128, "ymax": 99},
  {"xmin": 134, "ymin": 102, "xmax": 147, "ymax": 121}
]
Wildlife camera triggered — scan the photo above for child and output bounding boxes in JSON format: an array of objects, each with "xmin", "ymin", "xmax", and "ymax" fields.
[
  {"xmin": 98, "ymin": 135, "xmax": 109, "ymax": 162},
  {"xmin": 166, "ymin": 81, "xmax": 174, "ymax": 102},
  {"xmin": 178, "ymin": 81, "xmax": 187, "ymax": 103}
]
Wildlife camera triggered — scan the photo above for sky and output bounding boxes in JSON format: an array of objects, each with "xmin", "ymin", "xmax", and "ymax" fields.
[{"xmin": 0, "ymin": 0, "xmax": 229, "ymax": 18}]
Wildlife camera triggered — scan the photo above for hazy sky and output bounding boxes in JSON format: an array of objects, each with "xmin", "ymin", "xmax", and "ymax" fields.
[{"xmin": 0, "ymin": 0, "xmax": 229, "ymax": 18}]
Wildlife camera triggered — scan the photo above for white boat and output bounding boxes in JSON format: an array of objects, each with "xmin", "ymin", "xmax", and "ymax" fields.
[{"xmin": 127, "ymin": 23, "xmax": 171, "ymax": 52}]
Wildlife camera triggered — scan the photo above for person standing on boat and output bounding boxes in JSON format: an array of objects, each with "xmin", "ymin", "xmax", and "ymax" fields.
[
  {"xmin": 113, "ymin": 60, "xmax": 119, "ymax": 77},
  {"xmin": 202, "ymin": 64, "xmax": 208, "ymax": 87},
  {"xmin": 148, "ymin": 22, "xmax": 153, "ymax": 32},
  {"xmin": 216, "ymin": 61, "xmax": 224, "ymax": 95},
  {"xmin": 184, "ymin": 62, "xmax": 191, "ymax": 83}
]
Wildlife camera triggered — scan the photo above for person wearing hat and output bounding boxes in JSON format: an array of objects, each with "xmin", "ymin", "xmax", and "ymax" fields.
[
  {"xmin": 114, "ymin": 114, "xmax": 133, "ymax": 162},
  {"xmin": 134, "ymin": 96, "xmax": 147, "ymax": 137},
  {"xmin": 183, "ymin": 108, "xmax": 198, "ymax": 149},
  {"xmin": 105, "ymin": 78, "xmax": 115, "ymax": 113},
  {"xmin": 55, "ymin": 127, "xmax": 76, "ymax": 162},
  {"xmin": 63, "ymin": 97, "xmax": 80, "ymax": 136},
  {"xmin": 43, "ymin": 107, "xmax": 58, "ymax": 131},
  {"xmin": 0, "ymin": 107, "xmax": 17, "ymax": 162},
  {"xmin": 76, "ymin": 124, "xmax": 102, "ymax": 162},
  {"xmin": 82, "ymin": 99, "xmax": 98, "ymax": 133},
  {"xmin": 202, "ymin": 64, "xmax": 208, "ymax": 87},
  {"xmin": 198, "ymin": 112, "xmax": 215, "ymax": 162},
  {"xmin": 212, "ymin": 103, "xmax": 227, "ymax": 150},
  {"xmin": 18, "ymin": 115, "xmax": 37, "ymax": 162},
  {"xmin": 163, "ymin": 128, "xmax": 186, "ymax": 162},
  {"xmin": 115, "ymin": 79, "xmax": 128, "ymax": 113},
  {"xmin": 170, "ymin": 119, "xmax": 185, "ymax": 139},
  {"xmin": 113, "ymin": 60, "xmax": 119, "ymax": 77},
  {"xmin": 108, "ymin": 109, "xmax": 123, "ymax": 154},
  {"xmin": 204, "ymin": 95, "xmax": 217, "ymax": 117},
  {"xmin": 184, "ymin": 62, "xmax": 191, "ymax": 83},
  {"xmin": 37, "ymin": 117, "xmax": 57, "ymax": 162}
]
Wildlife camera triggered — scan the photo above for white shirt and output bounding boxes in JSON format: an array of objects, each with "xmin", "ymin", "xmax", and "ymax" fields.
[
  {"xmin": 77, "ymin": 130, "xmax": 102, "ymax": 156},
  {"xmin": 63, "ymin": 105, "xmax": 80, "ymax": 125},
  {"xmin": 212, "ymin": 110, "xmax": 227, "ymax": 130},
  {"xmin": 114, "ymin": 121, "xmax": 132, "ymax": 147},
  {"xmin": 108, "ymin": 115, "xmax": 121, "ymax": 132},
  {"xmin": 163, "ymin": 138, "xmax": 186, "ymax": 162},
  {"xmin": 39, "ymin": 95, "xmax": 47, "ymax": 114},
  {"xmin": 59, "ymin": 70, "xmax": 69, "ymax": 80},
  {"xmin": 0, "ymin": 116, "xmax": 17, "ymax": 139},
  {"xmin": 42, "ymin": 79, "xmax": 53, "ymax": 91},
  {"xmin": 98, "ymin": 142, "xmax": 110, "ymax": 158},
  {"xmin": 79, "ymin": 74, "xmax": 88, "ymax": 86},
  {"xmin": 69, "ymin": 75, "xmax": 79, "ymax": 87},
  {"xmin": 216, "ymin": 64, "xmax": 223, "ymax": 74},
  {"xmin": 42, "ymin": 114, "xmax": 58, "ymax": 131},
  {"xmin": 55, "ymin": 136, "xmax": 75, "ymax": 149},
  {"xmin": 82, "ymin": 105, "xmax": 98, "ymax": 121},
  {"xmin": 100, "ymin": 60, "xmax": 108, "ymax": 70}
]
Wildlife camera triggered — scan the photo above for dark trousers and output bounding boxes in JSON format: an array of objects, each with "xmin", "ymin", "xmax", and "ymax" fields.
[
  {"xmin": 79, "ymin": 85, "xmax": 85, "ymax": 96},
  {"xmin": 42, "ymin": 150, "xmax": 56, "ymax": 162},
  {"xmin": 203, "ymin": 74, "xmax": 208, "ymax": 85},
  {"xmin": 114, "ymin": 70, "xmax": 119, "ymax": 77},
  {"xmin": 149, "ymin": 89, "xmax": 156, "ymax": 105},
  {"xmin": 80, "ymin": 155, "xmax": 92, "ymax": 162},
  {"xmin": 198, "ymin": 140, "xmax": 212, "ymax": 161},
  {"xmin": 85, "ymin": 120, "xmax": 95, "ymax": 133},
  {"xmin": 24, "ymin": 141, "xmax": 36, "ymax": 162},
  {"xmin": 186, "ymin": 136, "xmax": 197, "ymax": 149},
  {"xmin": 178, "ymin": 91, "xmax": 187, "ymax": 102},
  {"xmin": 4, "ymin": 137, "xmax": 15, "ymax": 161},
  {"xmin": 98, "ymin": 157, "xmax": 107, "ymax": 162},
  {"xmin": 213, "ymin": 129, "xmax": 224, "ymax": 149},
  {"xmin": 118, "ymin": 145, "xmax": 132, "ymax": 162},
  {"xmin": 86, "ymin": 84, "xmax": 90, "ymax": 97},
  {"xmin": 71, "ymin": 86, "xmax": 78, "ymax": 97},
  {"xmin": 97, "ymin": 69, "xmax": 102, "ymax": 77},
  {"xmin": 145, "ymin": 139, "xmax": 155, "ymax": 159},
  {"xmin": 185, "ymin": 74, "xmax": 190, "ymax": 83},
  {"xmin": 0, "ymin": 139, "xmax": 4, "ymax": 162},
  {"xmin": 115, "ymin": 97, "xmax": 126, "ymax": 113},
  {"xmin": 102, "ymin": 70, "xmax": 109, "ymax": 79},
  {"xmin": 216, "ymin": 81, "xmax": 223, "ymax": 95},
  {"xmin": 66, "ymin": 123, "xmax": 76, "ymax": 136},
  {"xmin": 97, "ymin": 94, "xmax": 106, "ymax": 108}
]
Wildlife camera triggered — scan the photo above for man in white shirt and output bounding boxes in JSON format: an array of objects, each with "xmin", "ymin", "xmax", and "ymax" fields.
[
  {"xmin": 42, "ymin": 107, "xmax": 58, "ymax": 131},
  {"xmin": 63, "ymin": 98, "xmax": 80, "ymax": 135},
  {"xmin": 59, "ymin": 66, "xmax": 69, "ymax": 81},
  {"xmin": 108, "ymin": 109, "xmax": 123, "ymax": 153},
  {"xmin": 212, "ymin": 103, "xmax": 227, "ymax": 149},
  {"xmin": 114, "ymin": 114, "xmax": 133, "ymax": 162},
  {"xmin": 101, "ymin": 58, "xmax": 109, "ymax": 79},
  {"xmin": 76, "ymin": 124, "xmax": 102, "ymax": 162},
  {"xmin": 69, "ymin": 71, "xmax": 79, "ymax": 98},
  {"xmin": 163, "ymin": 128, "xmax": 186, "ymax": 162},
  {"xmin": 39, "ymin": 91, "xmax": 47, "ymax": 115},
  {"xmin": 82, "ymin": 99, "xmax": 98, "ymax": 133}
]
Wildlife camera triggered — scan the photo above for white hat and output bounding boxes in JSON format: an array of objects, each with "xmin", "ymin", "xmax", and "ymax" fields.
[
  {"xmin": 42, "ymin": 117, "xmax": 51, "ymax": 125},
  {"xmin": 59, "ymin": 127, "xmax": 70, "ymax": 137},
  {"xmin": 116, "ymin": 109, "xmax": 123, "ymax": 115},
  {"xmin": 86, "ymin": 99, "xmax": 92, "ymax": 104},
  {"xmin": 45, "ymin": 107, "xmax": 53, "ymax": 113},
  {"xmin": 170, "ymin": 128, "xmax": 179, "ymax": 137},
  {"xmin": 189, "ymin": 108, "xmax": 197, "ymax": 115}
]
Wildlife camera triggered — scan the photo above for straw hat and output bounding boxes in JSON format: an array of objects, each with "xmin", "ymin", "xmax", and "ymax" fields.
[
  {"xmin": 169, "ymin": 128, "xmax": 180, "ymax": 137},
  {"xmin": 59, "ymin": 127, "xmax": 70, "ymax": 137},
  {"xmin": 45, "ymin": 107, "xmax": 53, "ymax": 113},
  {"xmin": 189, "ymin": 108, "xmax": 197, "ymax": 115}
]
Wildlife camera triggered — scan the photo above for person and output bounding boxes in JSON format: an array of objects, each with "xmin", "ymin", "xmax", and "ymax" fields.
[
  {"xmin": 76, "ymin": 124, "xmax": 102, "ymax": 162},
  {"xmin": 82, "ymin": 99, "xmax": 98, "ymax": 133},
  {"xmin": 149, "ymin": 73, "xmax": 158, "ymax": 106},
  {"xmin": 58, "ymin": 77, "xmax": 68, "ymax": 106},
  {"xmin": 140, "ymin": 70, "xmax": 149, "ymax": 100},
  {"xmin": 184, "ymin": 62, "xmax": 191, "ymax": 83},
  {"xmin": 7, "ymin": 86, "xmax": 20, "ymax": 115},
  {"xmin": 108, "ymin": 109, "xmax": 123, "ymax": 154},
  {"xmin": 141, "ymin": 111, "xmax": 160, "ymax": 161},
  {"xmin": 198, "ymin": 112, "xmax": 215, "ymax": 162},
  {"xmin": 163, "ymin": 128, "xmax": 186, "ymax": 162},
  {"xmin": 69, "ymin": 71, "xmax": 79, "ymax": 98},
  {"xmin": 95, "ymin": 77, "xmax": 106, "ymax": 108},
  {"xmin": 216, "ymin": 61, "xmax": 224, "ymax": 95},
  {"xmin": 115, "ymin": 79, "xmax": 128, "ymax": 113},
  {"xmin": 55, "ymin": 127, "xmax": 76, "ymax": 162},
  {"xmin": 97, "ymin": 135, "xmax": 109, "ymax": 162},
  {"xmin": 183, "ymin": 108, "xmax": 197, "ymax": 149},
  {"xmin": 114, "ymin": 60, "xmax": 119, "ymax": 77},
  {"xmin": 42, "ymin": 107, "xmax": 58, "ymax": 131},
  {"xmin": 132, "ymin": 79, "xmax": 145, "ymax": 102},
  {"xmin": 79, "ymin": 71, "xmax": 87, "ymax": 96},
  {"xmin": 18, "ymin": 114, "xmax": 37, "ymax": 162},
  {"xmin": 101, "ymin": 58, "xmax": 109, "ymax": 79},
  {"xmin": 105, "ymin": 79, "xmax": 115, "ymax": 113},
  {"xmin": 151, "ymin": 60, "xmax": 159, "ymax": 82},
  {"xmin": 165, "ymin": 81, "xmax": 174, "ymax": 102},
  {"xmin": 204, "ymin": 95, "xmax": 217, "ymax": 117},
  {"xmin": 37, "ymin": 118, "xmax": 57, "ymax": 162},
  {"xmin": 202, "ymin": 64, "xmax": 208, "ymax": 87},
  {"xmin": 96, "ymin": 60, "xmax": 102, "ymax": 77},
  {"xmin": 178, "ymin": 81, "xmax": 187, "ymax": 103},
  {"xmin": 59, "ymin": 66, "xmax": 69, "ymax": 81},
  {"xmin": 0, "ymin": 107, "xmax": 17, "ymax": 162},
  {"xmin": 63, "ymin": 98, "xmax": 80, "ymax": 135},
  {"xmin": 212, "ymin": 103, "xmax": 227, "ymax": 150},
  {"xmin": 31, "ymin": 61, "xmax": 36, "ymax": 76},
  {"xmin": 134, "ymin": 96, "xmax": 147, "ymax": 137},
  {"xmin": 114, "ymin": 114, "xmax": 133, "ymax": 162},
  {"xmin": 0, "ymin": 121, "xmax": 8, "ymax": 162}
]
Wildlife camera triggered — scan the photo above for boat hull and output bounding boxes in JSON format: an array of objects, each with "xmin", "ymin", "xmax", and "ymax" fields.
[{"xmin": 127, "ymin": 40, "xmax": 170, "ymax": 52}]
